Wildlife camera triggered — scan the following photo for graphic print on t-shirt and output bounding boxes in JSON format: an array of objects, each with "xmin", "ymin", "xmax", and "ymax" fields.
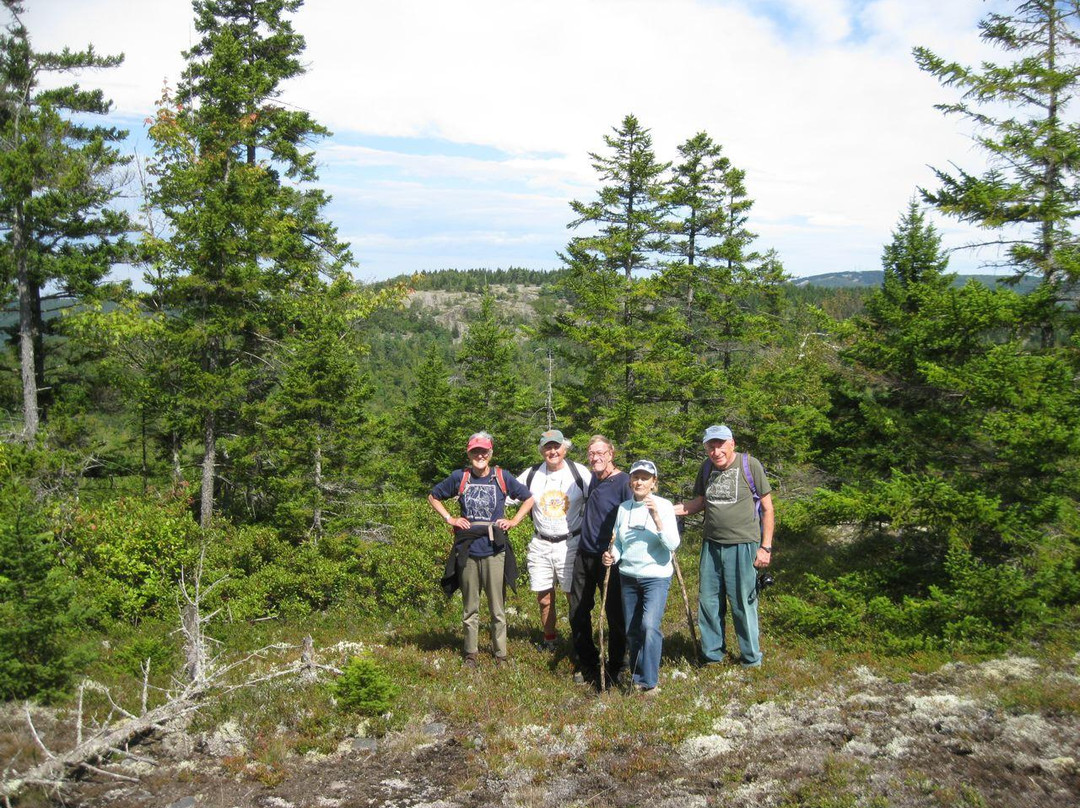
[
  {"xmin": 705, "ymin": 467, "xmax": 739, "ymax": 505},
  {"xmin": 538, "ymin": 488, "xmax": 569, "ymax": 520},
  {"xmin": 462, "ymin": 479, "xmax": 497, "ymax": 521}
]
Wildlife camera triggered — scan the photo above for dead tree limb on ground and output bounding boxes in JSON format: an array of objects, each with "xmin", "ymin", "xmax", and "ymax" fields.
[{"xmin": 0, "ymin": 552, "xmax": 337, "ymax": 804}]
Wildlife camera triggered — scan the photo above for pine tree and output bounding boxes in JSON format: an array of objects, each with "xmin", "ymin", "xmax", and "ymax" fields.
[
  {"xmin": 0, "ymin": 444, "xmax": 83, "ymax": 701},
  {"xmin": 650, "ymin": 131, "xmax": 794, "ymax": 468},
  {"xmin": 821, "ymin": 199, "xmax": 1080, "ymax": 641},
  {"xmin": 656, "ymin": 132, "xmax": 761, "ymax": 412},
  {"xmin": 0, "ymin": 0, "xmax": 132, "ymax": 441},
  {"xmin": 454, "ymin": 293, "xmax": 532, "ymax": 473},
  {"xmin": 833, "ymin": 200, "xmax": 961, "ymax": 475},
  {"xmin": 235, "ymin": 276, "xmax": 402, "ymax": 540},
  {"xmin": 144, "ymin": 0, "xmax": 349, "ymax": 526},
  {"xmin": 403, "ymin": 344, "xmax": 461, "ymax": 488},
  {"xmin": 915, "ymin": 0, "xmax": 1080, "ymax": 344},
  {"xmin": 556, "ymin": 114, "xmax": 669, "ymax": 437}
]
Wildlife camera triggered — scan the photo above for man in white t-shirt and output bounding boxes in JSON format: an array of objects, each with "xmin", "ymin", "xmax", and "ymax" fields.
[{"xmin": 517, "ymin": 428, "xmax": 592, "ymax": 651}]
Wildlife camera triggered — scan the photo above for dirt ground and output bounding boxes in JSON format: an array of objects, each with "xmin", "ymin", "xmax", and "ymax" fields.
[{"xmin": 6, "ymin": 654, "xmax": 1078, "ymax": 808}]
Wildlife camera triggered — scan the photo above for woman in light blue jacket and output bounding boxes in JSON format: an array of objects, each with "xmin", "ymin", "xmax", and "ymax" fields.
[{"xmin": 602, "ymin": 459, "xmax": 680, "ymax": 694}]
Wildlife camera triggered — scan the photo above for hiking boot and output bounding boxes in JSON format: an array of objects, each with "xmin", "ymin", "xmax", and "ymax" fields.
[
  {"xmin": 573, "ymin": 667, "xmax": 597, "ymax": 686},
  {"xmin": 541, "ymin": 638, "xmax": 557, "ymax": 652},
  {"xmin": 464, "ymin": 653, "xmax": 478, "ymax": 669},
  {"xmin": 495, "ymin": 655, "xmax": 509, "ymax": 667}
]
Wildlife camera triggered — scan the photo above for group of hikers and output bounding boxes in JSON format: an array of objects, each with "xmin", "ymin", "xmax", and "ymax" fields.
[{"xmin": 427, "ymin": 425, "xmax": 774, "ymax": 694}]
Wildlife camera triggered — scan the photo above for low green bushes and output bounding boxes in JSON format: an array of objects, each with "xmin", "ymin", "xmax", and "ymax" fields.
[
  {"xmin": 66, "ymin": 491, "xmax": 200, "ymax": 623},
  {"xmin": 768, "ymin": 478, "xmax": 1080, "ymax": 654}
]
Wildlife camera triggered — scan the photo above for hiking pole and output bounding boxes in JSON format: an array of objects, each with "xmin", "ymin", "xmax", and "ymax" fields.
[
  {"xmin": 598, "ymin": 534, "xmax": 615, "ymax": 692},
  {"xmin": 671, "ymin": 554, "xmax": 700, "ymax": 663}
]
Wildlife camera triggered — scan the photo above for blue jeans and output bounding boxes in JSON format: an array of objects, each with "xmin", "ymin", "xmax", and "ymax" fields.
[
  {"xmin": 621, "ymin": 574, "xmax": 672, "ymax": 689},
  {"xmin": 698, "ymin": 541, "xmax": 761, "ymax": 666}
]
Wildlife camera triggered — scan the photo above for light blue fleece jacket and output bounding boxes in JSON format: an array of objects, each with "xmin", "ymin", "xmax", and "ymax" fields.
[{"xmin": 609, "ymin": 495, "xmax": 680, "ymax": 578}]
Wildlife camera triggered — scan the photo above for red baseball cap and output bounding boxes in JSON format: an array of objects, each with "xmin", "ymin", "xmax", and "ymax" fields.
[{"xmin": 466, "ymin": 432, "xmax": 493, "ymax": 452}]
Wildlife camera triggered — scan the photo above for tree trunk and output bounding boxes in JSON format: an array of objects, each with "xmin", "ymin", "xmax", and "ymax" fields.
[
  {"xmin": 200, "ymin": 412, "xmax": 215, "ymax": 528},
  {"xmin": 311, "ymin": 436, "xmax": 322, "ymax": 543},
  {"xmin": 14, "ymin": 206, "xmax": 39, "ymax": 442},
  {"xmin": 171, "ymin": 431, "xmax": 183, "ymax": 484}
]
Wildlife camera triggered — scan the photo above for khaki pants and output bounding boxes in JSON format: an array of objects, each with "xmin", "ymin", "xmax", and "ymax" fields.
[{"xmin": 459, "ymin": 552, "xmax": 507, "ymax": 657}]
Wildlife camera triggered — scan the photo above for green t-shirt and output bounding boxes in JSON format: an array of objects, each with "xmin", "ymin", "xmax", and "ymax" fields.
[{"xmin": 693, "ymin": 453, "xmax": 771, "ymax": 545}]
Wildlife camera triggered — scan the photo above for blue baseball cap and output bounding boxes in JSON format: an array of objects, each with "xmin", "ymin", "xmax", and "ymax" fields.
[{"xmin": 702, "ymin": 425, "xmax": 733, "ymax": 444}]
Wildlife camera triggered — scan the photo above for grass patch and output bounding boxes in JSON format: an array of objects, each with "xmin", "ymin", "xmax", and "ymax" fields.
[{"xmin": 990, "ymin": 676, "xmax": 1080, "ymax": 717}]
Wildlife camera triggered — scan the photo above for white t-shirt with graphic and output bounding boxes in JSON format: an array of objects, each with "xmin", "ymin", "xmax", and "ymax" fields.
[{"xmin": 516, "ymin": 461, "xmax": 592, "ymax": 538}]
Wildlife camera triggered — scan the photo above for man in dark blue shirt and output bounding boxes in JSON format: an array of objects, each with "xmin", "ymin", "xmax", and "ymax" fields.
[
  {"xmin": 429, "ymin": 431, "xmax": 534, "ymax": 667},
  {"xmin": 569, "ymin": 434, "xmax": 632, "ymax": 688}
]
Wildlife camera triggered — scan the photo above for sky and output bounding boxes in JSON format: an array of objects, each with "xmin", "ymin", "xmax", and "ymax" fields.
[{"xmin": 24, "ymin": 0, "xmax": 1015, "ymax": 283}]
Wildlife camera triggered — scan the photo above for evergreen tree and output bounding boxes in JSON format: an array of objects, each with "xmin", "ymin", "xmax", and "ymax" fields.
[
  {"xmin": 234, "ymin": 277, "xmax": 401, "ymax": 541},
  {"xmin": 0, "ymin": 444, "xmax": 83, "ymax": 701},
  {"xmin": 831, "ymin": 201, "xmax": 961, "ymax": 475},
  {"xmin": 651, "ymin": 132, "xmax": 795, "ymax": 469},
  {"xmin": 555, "ymin": 114, "xmax": 669, "ymax": 437},
  {"xmin": 402, "ymin": 344, "xmax": 461, "ymax": 488},
  {"xmin": 0, "ymin": 0, "xmax": 132, "ymax": 441},
  {"xmin": 821, "ymin": 199, "xmax": 1080, "ymax": 642},
  {"xmin": 915, "ymin": 0, "xmax": 1080, "ymax": 344},
  {"xmin": 144, "ymin": 0, "xmax": 349, "ymax": 526},
  {"xmin": 655, "ymin": 132, "xmax": 761, "ymax": 416},
  {"xmin": 454, "ymin": 293, "xmax": 532, "ymax": 473}
]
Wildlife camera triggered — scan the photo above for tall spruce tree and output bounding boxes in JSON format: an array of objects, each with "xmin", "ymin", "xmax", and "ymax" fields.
[
  {"xmin": 233, "ymin": 276, "xmax": 400, "ymax": 541},
  {"xmin": 145, "ymin": 0, "xmax": 349, "ymax": 526},
  {"xmin": 832, "ymin": 200, "xmax": 960, "ymax": 475},
  {"xmin": 402, "ymin": 344, "xmax": 461, "ymax": 488},
  {"xmin": 0, "ymin": 0, "xmax": 131, "ymax": 441},
  {"xmin": 915, "ymin": 0, "xmax": 1080, "ymax": 345},
  {"xmin": 556, "ymin": 114, "xmax": 668, "ymax": 438},
  {"xmin": 454, "ymin": 293, "xmax": 532, "ymax": 473},
  {"xmin": 657, "ymin": 132, "xmax": 760, "ymax": 410}
]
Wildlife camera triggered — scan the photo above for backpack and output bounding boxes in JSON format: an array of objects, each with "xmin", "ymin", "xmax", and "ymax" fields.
[
  {"xmin": 524, "ymin": 461, "xmax": 589, "ymax": 500},
  {"xmin": 699, "ymin": 452, "xmax": 765, "ymax": 532},
  {"xmin": 740, "ymin": 453, "xmax": 763, "ymax": 521},
  {"xmin": 457, "ymin": 466, "xmax": 509, "ymax": 498}
]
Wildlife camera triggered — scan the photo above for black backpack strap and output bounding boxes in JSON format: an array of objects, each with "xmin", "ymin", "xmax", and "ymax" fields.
[{"xmin": 568, "ymin": 460, "xmax": 588, "ymax": 500}]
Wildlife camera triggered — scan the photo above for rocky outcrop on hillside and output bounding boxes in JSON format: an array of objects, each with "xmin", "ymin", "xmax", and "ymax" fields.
[
  {"xmin": 6, "ymin": 654, "xmax": 1076, "ymax": 808},
  {"xmin": 406, "ymin": 285, "xmax": 543, "ymax": 335}
]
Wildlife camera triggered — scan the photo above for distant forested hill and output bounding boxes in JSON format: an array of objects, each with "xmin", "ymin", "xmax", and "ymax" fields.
[
  {"xmin": 790, "ymin": 269, "xmax": 1043, "ymax": 292},
  {"xmin": 353, "ymin": 266, "xmax": 1043, "ymax": 413}
]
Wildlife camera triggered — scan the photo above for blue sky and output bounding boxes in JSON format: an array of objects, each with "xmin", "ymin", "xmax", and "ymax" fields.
[{"xmin": 26, "ymin": 0, "xmax": 1014, "ymax": 283}]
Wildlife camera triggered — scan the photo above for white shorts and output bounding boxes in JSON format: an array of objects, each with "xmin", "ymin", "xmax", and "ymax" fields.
[{"xmin": 526, "ymin": 535, "xmax": 579, "ymax": 593}]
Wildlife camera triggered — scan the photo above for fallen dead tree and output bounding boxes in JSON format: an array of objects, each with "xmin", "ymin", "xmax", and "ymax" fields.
[{"xmin": 1, "ymin": 553, "xmax": 341, "ymax": 805}]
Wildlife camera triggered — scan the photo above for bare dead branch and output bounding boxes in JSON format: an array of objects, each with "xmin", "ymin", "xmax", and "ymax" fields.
[
  {"xmin": 78, "ymin": 763, "xmax": 140, "ymax": 783},
  {"xmin": 24, "ymin": 706, "xmax": 53, "ymax": 759}
]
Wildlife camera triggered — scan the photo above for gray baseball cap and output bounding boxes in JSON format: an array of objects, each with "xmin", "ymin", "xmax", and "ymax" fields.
[{"xmin": 538, "ymin": 428, "xmax": 570, "ymax": 450}]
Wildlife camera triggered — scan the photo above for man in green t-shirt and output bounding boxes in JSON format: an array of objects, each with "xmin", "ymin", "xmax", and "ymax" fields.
[{"xmin": 674, "ymin": 425, "xmax": 774, "ymax": 667}]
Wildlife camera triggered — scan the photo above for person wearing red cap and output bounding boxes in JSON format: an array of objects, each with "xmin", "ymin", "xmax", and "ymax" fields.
[{"xmin": 428, "ymin": 431, "xmax": 534, "ymax": 667}]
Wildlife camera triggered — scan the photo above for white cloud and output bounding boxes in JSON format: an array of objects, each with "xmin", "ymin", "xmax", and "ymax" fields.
[{"xmin": 19, "ymin": 0, "xmax": 1017, "ymax": 278}]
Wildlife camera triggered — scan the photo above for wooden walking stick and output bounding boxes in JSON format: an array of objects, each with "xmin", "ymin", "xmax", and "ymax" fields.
[
  {"xmin": 598, "ymin": 534, "xmax": 615, "ymax": 692},
  {"xmin": 671, "ymin": 554, "xmax": 700, "ymax": 662}
]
